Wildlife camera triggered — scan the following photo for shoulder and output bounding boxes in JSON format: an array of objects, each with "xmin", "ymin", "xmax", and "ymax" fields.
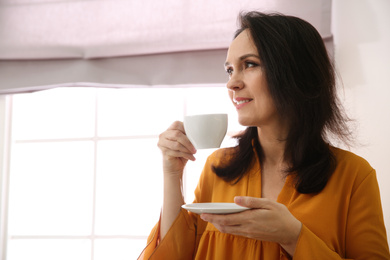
[
  {"xmin": 330, "ymin": 146, "xmax": 375, "ymax": 187},
  {"xmin": 205, "ymin": 146, "xmax": 238, "ymax": 166},
  {"xmin": 331, "ymin": 146, "xmax": 373, "ymax": 172},
  {"xmin": 198, "ymin": 147, "xmax": 238, "ymax": 183},
  {"xmin": 196, "ymin": 147, "xmax": 237, "ymax": 181}
]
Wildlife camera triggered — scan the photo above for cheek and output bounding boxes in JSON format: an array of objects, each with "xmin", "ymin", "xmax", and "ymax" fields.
[{"xmin": 228, "ymin": 90, "xmax": 234, "ymax": 102}]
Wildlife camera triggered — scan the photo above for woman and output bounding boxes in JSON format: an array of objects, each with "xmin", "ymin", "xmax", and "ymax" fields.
[{"xmin": 139, "ymin": 12, "xmax": 390, "ymax": 259}]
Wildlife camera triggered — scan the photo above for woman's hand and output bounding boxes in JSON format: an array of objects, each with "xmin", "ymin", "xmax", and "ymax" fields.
[
  {"xmin": 200, "ymin": 196, "xmax": 302, "ymax": 257},
  {"xmin": 157, "ymin": 121, "xmax": 197, "ymax": 177},
  {"xmin": 158, "ymin": 121, "xmax": 197, "ymax": 239}
]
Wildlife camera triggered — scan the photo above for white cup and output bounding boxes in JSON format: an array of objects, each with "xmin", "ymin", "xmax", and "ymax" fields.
[{"xmin": 183, "ymin": 113, "xmax": 228, "ymax": 149}]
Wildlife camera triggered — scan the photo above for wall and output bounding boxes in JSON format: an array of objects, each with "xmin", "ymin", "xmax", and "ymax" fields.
[{"xmin": 333, "ymin": 0, "xmax": 390, "ymax": 238}]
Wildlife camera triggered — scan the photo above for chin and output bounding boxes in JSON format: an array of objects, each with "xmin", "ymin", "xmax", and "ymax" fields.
[{"xmin": 238, "ymin": 117, "xmax": 253, "ymax": 127}]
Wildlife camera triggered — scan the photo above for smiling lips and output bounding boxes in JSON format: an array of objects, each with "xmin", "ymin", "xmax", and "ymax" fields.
[{"xmin": 233, "ymin": 97, "xmax": 252, "ymax": 109}]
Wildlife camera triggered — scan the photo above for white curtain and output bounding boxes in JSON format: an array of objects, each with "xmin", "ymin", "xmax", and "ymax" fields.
[{"xmin": 0, "ymin": 0, "xmax": 333, "ymax": 94}]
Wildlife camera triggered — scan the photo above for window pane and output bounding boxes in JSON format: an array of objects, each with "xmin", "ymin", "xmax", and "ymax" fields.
[
  {"xmin": 95, "ymin": 138, "xmax": 162, "ymax": 236},
  {"xmin": 7, "ymin": 239, "xmax": 90, "ymax": 260},
  {"xmin": 12, "ymin": 87, "xmax": 96, "ymax": 140},
  {"xmin": 185, "ymin": 86, "xmax": 230, "ymax": 115},
  {"xmin": 97, "ymin": 88, "xmax": 184, "ymax": 136},
  {"xmin": 5, "ymin": 85, "xmax": 246, "ymax": 259},
  {"xmin": 8, "ymin": 141, "xmax": 94, "ymax": 235},
  {"xmin": 94, "ymin": 238, "xmax": 145, "ymax": 260},
  {"xmin": 184, "ymin": 149, "xmax": 216, "ymax": 203}
]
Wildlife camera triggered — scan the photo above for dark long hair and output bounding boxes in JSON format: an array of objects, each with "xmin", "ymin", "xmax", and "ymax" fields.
[{"xmin": 213, "ymin": 12, "xmax": 352, "ymax": 194}]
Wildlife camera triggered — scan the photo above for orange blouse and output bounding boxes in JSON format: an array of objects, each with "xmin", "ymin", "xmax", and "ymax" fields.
[{"xmin": 139, "ymin": 147, "xmax": 390, "ymax": 259}]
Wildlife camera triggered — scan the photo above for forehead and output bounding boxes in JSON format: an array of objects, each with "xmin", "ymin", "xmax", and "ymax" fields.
[{"xmin": 226, "ymin": 29, "xmax": 258, "ymax": 61}]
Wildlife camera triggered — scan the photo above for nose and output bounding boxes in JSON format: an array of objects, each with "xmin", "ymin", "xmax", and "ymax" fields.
[{"xmin": 226, "ymin": 74, "xmax": 244, "ymax": 92}]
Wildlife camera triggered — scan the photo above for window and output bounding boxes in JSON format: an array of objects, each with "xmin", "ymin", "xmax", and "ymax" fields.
[{"xmin": 1, "ymin": 85, "xmax": 244, "ymax": 260}]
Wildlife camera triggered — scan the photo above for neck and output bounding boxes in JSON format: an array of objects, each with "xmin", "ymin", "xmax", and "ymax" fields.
[{"xmin": 257, "ymin": 126, "xmax": 288, "ymax": 166}]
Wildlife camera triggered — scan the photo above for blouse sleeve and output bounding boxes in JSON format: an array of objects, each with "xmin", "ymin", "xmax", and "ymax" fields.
[
  {"xmin": 138, "ymin": 153, "xmax": 219, "ymax": 260},
  {"xmin": 138, "ymin": 209, "xmax": 197, "ymax": 259},
  {"xmin": 293, "ymin": 169, "xmax": 390, "ymax": 259}
]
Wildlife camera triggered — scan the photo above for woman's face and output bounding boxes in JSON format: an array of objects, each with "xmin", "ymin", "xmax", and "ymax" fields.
[{"xmin": 225, "ymin": 29, "xmax": 280, "ymax": 128}]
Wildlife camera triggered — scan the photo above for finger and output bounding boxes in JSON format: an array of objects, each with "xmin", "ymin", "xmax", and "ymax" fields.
[
  {"xmin": 159, "ymin": 132, "xmax": 190, "ymax": 153},
  {"xmin": 234, "ymin": 196, "xmax": 273, "ymax": 209},
  {"xmin": 163, "ymin": 147, "xmax": 196, "ymax": 161},
  {"xmin": 159, "ymin": 131, "xmax": 196, "ymax": 156},
  {"xmin": 159, "ymin": 125, "xmax": 192, "ymax": 150},
  {"xmin": 166, "ymin": 120, "xmax": 185, "ymax": 132},
  {"xmin": 216, "ymin": 224, "xmax": 248, "ymax": 237},
  {"xmin": 165, "ymin": 121, "xmax": 197, "ymax": 153},
  {"xmin": 159, "ymin": 139, "xmax": 196, "ymax": 161},
  {"xmin": 166, "ymin": 134, "xmax": 196, "ymax": 154},
  {"xmin": 200, "ymin": 213, "xmax": 243, "ymax": 226}
]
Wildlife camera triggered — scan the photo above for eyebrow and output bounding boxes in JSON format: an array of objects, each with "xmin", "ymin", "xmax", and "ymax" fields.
[{"xmin": 224, "ymin": 54, "xmax": 261, "ymax": 67}]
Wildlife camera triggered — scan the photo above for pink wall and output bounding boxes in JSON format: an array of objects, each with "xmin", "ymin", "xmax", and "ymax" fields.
[{"xmin": 333, "ymin": 0, "xmax": 390, "ymax": 238}]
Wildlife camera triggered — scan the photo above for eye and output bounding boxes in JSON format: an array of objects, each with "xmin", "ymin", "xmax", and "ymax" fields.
[
  {"xmin": 245, "ymin": 61, "xmax": 258, "ymax": 69},
  {"xmin": 225, "ymin": 67, "xmax": 233, "ymax": 76}
]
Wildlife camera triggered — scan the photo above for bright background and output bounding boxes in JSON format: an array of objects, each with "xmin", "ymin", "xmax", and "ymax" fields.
[
  {"xmin": 0, "ymin": 0, "xmax": 389, "ymax": 259},
  {"xmin": 5, "ymin": 86, "xmax": 244, "ymax": 259},
  {"xmin": 332, "ymin": 0, "xmax": 390, "ymax": 236}
]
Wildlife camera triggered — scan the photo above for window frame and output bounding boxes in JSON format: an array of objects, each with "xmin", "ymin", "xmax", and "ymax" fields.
[{"xmin": 0, "ymin": 94, "xmax": 12, "ymax": 259}]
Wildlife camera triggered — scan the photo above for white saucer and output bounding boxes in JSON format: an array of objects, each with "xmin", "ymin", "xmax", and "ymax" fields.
[{"xmin": 181, "ymin": 203, "xmax": 249, "ymax": 214}]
